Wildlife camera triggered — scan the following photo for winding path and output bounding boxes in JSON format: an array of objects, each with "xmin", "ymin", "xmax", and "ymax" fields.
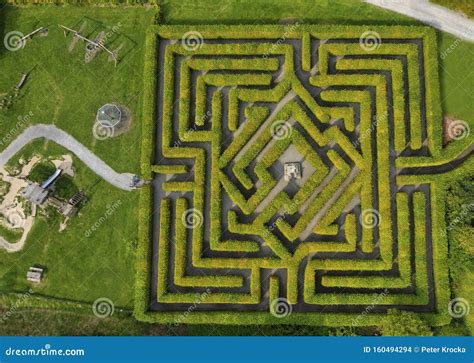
[
  {"xmin": 365, "ymin": 0, "xmax": 474, "ymax": 42},
  {"xmin": 0, "ymin": 124, "xmax": 136, "ymax": 191}
]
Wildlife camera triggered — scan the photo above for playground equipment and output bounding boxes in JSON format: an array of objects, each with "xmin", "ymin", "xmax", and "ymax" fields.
[{"xmin": 59, "ymin": 24, "xmax": 118, "ymax": 67}]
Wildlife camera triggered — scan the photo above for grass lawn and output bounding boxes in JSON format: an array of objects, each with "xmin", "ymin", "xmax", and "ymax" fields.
[
  {"xmin": 28, "ymin": 160, "xmax": 56, "ymax": 183},
  {"xmin": 0, "ymin": 223, "xmax": 22, "ymax": 243},
  {"xmin": 438, "ymin": 34, "xmax": 474, "ymax": 124},
  {"xmin": 0, "ymin": 141, "xmax": 140, "ymax": 308},
  {"xmin": 0, "ymin": 6, "xmax": 156, "ymax": 308},
  {"xmin": 0, "ymin": 308, "xmax": 145, "ymax": 335},
  {"xmin": 159, "ymin": 0, "xmax": 412, "ymax": 25},
  {"xmin": 0, "ymin": 6, "xmax": 156, "ymax": 174}
]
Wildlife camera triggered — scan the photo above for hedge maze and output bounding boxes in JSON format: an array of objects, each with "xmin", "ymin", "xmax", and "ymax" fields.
[{"xmin": 136, "ymin": 25, "xmax": 474, "ymax": 325}]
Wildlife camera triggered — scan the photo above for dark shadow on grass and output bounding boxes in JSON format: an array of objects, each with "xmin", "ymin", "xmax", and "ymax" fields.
[
  {"xmin": 65, "ymin": 16, "xmax": 138, "ymax": 66},
  {"xmin": 436, "ymin": 30, "xmax": 449, "ymax": 123},
  {"xmin": 0, "ymin": 4, "xmax": 8, "ymax": 59}
]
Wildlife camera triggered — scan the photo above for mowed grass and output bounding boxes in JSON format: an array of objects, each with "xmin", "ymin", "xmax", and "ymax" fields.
[
  {"xmin": 0, "ymin": 140, "xmax": 140, "ymax": 308},
  {"xmin": 438, "ymin": 34, "xmax": 474, "ymax": 124},
  {"xmin": 0, "ymin": 308, "xmax": 145, "ymax": 335},
  {"xmin": 0, "ymin": 7, "xmax": 156, "ymax": 308},
  {"xmin": 159, "ymin": 0, "xmax": 413, "ymax": 25},
  {"xmin": 0, "ymin": 6, "xmax": 155, "ymax": 172}
]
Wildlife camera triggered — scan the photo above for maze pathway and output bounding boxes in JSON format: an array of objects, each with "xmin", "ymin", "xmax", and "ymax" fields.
[{"xmin": 136, "ymin": 25, "xmax": 473, "ymax": 325}]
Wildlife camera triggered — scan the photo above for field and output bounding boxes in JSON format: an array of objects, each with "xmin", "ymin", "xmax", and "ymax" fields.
[
  {"xmin": 0, "ymin": 0, "xmax": 472, "ymax": 336},
  {"xmin": 0, "ymin": 6, "xmax": 156, "ymax": 310}
]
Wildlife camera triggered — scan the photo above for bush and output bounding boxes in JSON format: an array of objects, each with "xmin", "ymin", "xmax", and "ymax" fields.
[
  {"xmin": 380, "ymin": 310, "xmax": 433, "ymax": 336},
  {"xmin": 54, "ymin": 175, "xmax": 79, "ymax": 200},
  {"xmin": 28, "ymin": 161, "xmax": 56, "ymax": 184}
]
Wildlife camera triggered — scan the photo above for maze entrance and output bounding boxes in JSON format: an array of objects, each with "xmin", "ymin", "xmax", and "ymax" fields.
[{"xmin": 138, "ymin": 25, "xmax": 471, "ymax": 325}]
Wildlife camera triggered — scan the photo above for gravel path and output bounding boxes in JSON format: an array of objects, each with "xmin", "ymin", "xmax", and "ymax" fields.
[
  {"xmin": 365, "ymin": 0, "xmax": 474, "ymax": 42},
  {"xmin": 0, "ymin": 216, "xmax": 34, "ymax": 252},
  {"xmin": 0, "ymin": 124, "xmax": 136, "ymax": 191}
]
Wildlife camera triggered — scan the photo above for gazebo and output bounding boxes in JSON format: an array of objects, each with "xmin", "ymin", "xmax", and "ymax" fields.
[{"xmin": 96, "ymin": 104, "xmax": 122, "ymax": 128}]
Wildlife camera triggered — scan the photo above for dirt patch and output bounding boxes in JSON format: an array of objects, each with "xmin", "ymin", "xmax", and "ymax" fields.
[
  {"xmin": 68, "ymin": 21, "xmax": 88, "ymax": 52},
  {"xmin": 443, "ymin": 115, "xmax": 470, "ymax": 145},
  {"xmin": 51, "ymin": 154, "xmax": 75, "ymax": 177},
  {"xmin": 110, "ymin": 103, "xmax": 132, "ymax": 138}
]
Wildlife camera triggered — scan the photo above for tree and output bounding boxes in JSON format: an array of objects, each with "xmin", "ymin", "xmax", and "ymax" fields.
[
  {"xmin": 380, "ymin": 309, "xmax": 433, "ymax": 336},
  {"xmin": 435, "ymin": 321, "xmax": 470, "ymax": 336},
  {"xmin": 330, "ymin": 326, "xmax": 358, "ymax": 336}
]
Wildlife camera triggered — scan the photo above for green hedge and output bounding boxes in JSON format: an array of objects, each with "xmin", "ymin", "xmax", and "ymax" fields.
[{"xmin": 135, "ymin": 24, "xmax": 453, "ymax": 327}]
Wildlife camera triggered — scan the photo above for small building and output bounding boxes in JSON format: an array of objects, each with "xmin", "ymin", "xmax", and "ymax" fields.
[
  {"xmin": 22, "ymin": 168, "xmax": 62, "ymax": 206},
  {"xmin": 26, "ymin": 266, "xmax": 44, "ymax": 283},
  {"xmin": 96, "ymin": 104, "xmax": 122, "ymax": 128},
  {"xmin": 58, "ymin": 191, "xmax": 85, "ymax": 217},
  {"xmin": 284, "ymin": 162, "xmax": 302, "ymax": 181},
  {"xmin": 47, "ymin": 196, "xmax": 63, "ymax": 209},
  {"xmin": 21, "ymin": 182, "xmax": 49, "ymax": 205},
  {"xmin": 58, "ymin": 203, "xmax": 78, "ymax": 218}
]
